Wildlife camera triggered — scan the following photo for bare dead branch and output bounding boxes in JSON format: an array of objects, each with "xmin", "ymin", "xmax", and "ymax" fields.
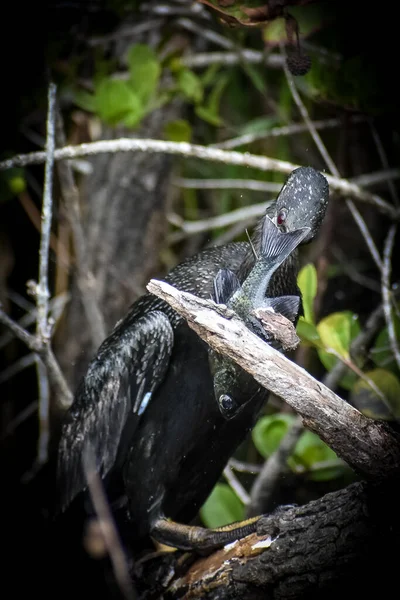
[
  {"xmin": 35, "ymin": 82, "xmax": 57, "ymax": 462},
  {"xmin": 212, "ymin": 117, "xmax": 367, "ymax": 150},
  {"xmin": 223, "ymin": 464, "xmax": 250, "ymax": 506},
  {"xmin": 147, "ymin": 279, "xmax": 400, "ymax": 479},
  {"xmin": 0, "ymin": 140, "xmax": 397, "ymax": 219},
  {"xmin": 83, "ymin": 448, "xmax": 136, "ymax": 600},
  {"xmin": 0, "ymin": 307, "xmax": 72, "ymax": 409},
  {"xmin": 173, "ymin": 177, "xmax": 282, "ymax": 193},
  {"xmin": 36, "ymin": 82, "xmax": 56, "ymax": 342}
]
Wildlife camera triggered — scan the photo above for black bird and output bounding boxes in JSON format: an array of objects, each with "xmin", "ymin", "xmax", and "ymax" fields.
[{"xmin": 57, "ymin": 166, "xmax": 329, "ymax": 553}]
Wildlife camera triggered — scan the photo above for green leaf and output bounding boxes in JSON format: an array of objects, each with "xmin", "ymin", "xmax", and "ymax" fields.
[
  {"xmin": 127, "ymin": 44, "xmax": 161, "ymax": 105},
  {"xmin": 307, "ymin": 463, "xmax": 348, "ymax": 482},
  {"xmin": 296, "ymin": 318, "xmax": 323, "ymax": 348},
  {"xmin": 350, "ymin": 368, "xmax": 400, "ymax": 421},
  {"xmin": 73, "ymin": 88, "xmax": 97, "ymax": 113},
  {"xmin": 200, "ymin": 483, "xmax": 244, "ymax": 528},
  {"xmin": 370, "ymin": 315, "xmax": 400, "ymax": 373},
  {"xmin": 241, "ymin": 61, "xmax": 267, "ymax": 96},
  {"xmin": 294, "ymin": 430, "xmax": 338, "ymax": 466},
  {"xmin": 177, "ymin": 69, "xmax": 203, "ymax": 104},
  {"xmin": 164, "ymin": 119, "xmax": 192, "ymax": 142},
  {"xmin": 292, "ymin": 430, "xmax": 345, "ymax": 481},
  {"xmin": 297, "ymin": 264, "xmax": 317, "ymax": 324},
  {"xmin": 0, "ymin": 168, "xmax": 26, "ymax": 202},
  {"xmin": 252, "ymin": 414, "xmax": 297, "ymax": 458},
  {"xmin": 317, "ymin": 311, "xmax": 360, "ymax": 360},
  {"xmin": 94, "ymin": 79, "xmax": 143, "ymax": 126},
  {"xmin": 195, "ymin": 105, "xmax": 223, "ymax": 127},
  {"xmin": 316, "ymin": 311, "xmax": 360, "ymax": 389},
  {"xmin": 237, "ymin": 116, "xmax": 278, "ymax": 136}
]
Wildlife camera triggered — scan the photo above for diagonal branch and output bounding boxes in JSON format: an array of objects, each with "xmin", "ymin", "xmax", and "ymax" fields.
[{"xmin": 147, "ymin": 279, "xmax": 400, "ymax": 480}]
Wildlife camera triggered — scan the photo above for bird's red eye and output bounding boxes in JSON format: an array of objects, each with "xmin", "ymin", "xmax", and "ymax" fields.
[{"xmin": 277, "ymin": 209, "xmax": 287, "ymax": 225}]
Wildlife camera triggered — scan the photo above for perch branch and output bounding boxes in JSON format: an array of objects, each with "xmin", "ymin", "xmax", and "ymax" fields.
[{"xmin": 147, "ymin": 279, "xmax": 400, "ymax": 479}]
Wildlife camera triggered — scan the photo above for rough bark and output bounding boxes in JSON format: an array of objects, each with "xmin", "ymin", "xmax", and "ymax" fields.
[{"xmin": 135, "ymin": 480, "xmax": 398, "ymax": 600}]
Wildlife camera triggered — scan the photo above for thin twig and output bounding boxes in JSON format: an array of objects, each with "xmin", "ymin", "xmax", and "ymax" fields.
[
  {"xmin": 83, "ymin": 448, "xmax": 136, "ymax": 600},
  {"xmin": 55, "ymin": 110, "xmax": 106, "ymax": 350},
  {"xmin": 331, "ymin": 245, "xmax": 381, "ymax": 293},
  {"xmin": 0, "ymin": 307, "xmax": 72, "ymax": 408},
  {"xmin": 36, "ymin": 356, "xmax": 50, "ymax": 463},
  {"xmin": 173, "ymin": 177, "xmax": 282, "ymax": 193},
  {"xmin": 352, "ymin": 168, "xmax": 400, "ymax": 189},
  {"xmin": 382, "ymin": 225, "xmax": 400, "ymax": 370},
  {"xmin": 0, "ymin": 353, "xmax": 36, "ymax": 384},
  {"xmin": 223, "ymin": 464, "xmax": 250, "ymax": 505},
  {"xmin": 247, "ymin": 416, "xmax": 304, "ymax": 517},
  {"xmin": 0, "ymin": 139, "xmax": 397, "ymax": 219},
  {"xmin": 36, "ymin": 82, "xmax": 57, "ymax": 343},
  {"xmin": 284, "ymin": 63, "xmax": 337, "ymax": 177},
  {"xmin": 283, "ymin": 60, "xmax": 385, "ymax": 271},
  {"xmin": 212, "ymin": 117, "xmax": 367, "ymax": 150},
  {"xmin": 0, "ymin": 401, "xmax": 38, "ymax": 441},
  {"xmin": 168, "ymin": 200, "xmax": 272, "ymax": 235},
  {"xmin": 181, "ymin": 50, "xmax": 284, "ymax": 69},
  {"xmin": 346, "ymin": 199, "xmax": 383, "ymax": 271},
  {"xmin": 369, "ymin": 121, "xmax": 400, "ymax": 207},
  {"xmin": 228, "ymin": 458, "xmax": 262, "ymax": 474},
  {"xmin": 0, "ymin": 292, "xmax": 69, "ymax": 350}
]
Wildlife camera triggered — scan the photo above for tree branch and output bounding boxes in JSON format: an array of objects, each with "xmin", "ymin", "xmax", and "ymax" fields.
[
  {"xmin": 0, "ymin": 139, "xmax": 397, "ymax": 219},
  {"xmin": 146, "ymin": 279, "xmax": 400, "ymax": 479}
]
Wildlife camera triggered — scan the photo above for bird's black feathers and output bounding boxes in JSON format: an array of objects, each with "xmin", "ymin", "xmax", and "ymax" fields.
[{"xmin": 57, "ymin": 310, "xmax": 173, "ymax": 512}]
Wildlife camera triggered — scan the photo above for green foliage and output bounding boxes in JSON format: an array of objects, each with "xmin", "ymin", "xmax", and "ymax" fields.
[
  {"xmin": 177, "ymin": 69, "xmax": 203, "ymax": 104},
  {"xmin": 370, "ymin": 315, "xmax": 400, "ymax": 374},
  {"xmin": 127, "ymin": 44, "xmax": 161, "ymax": 105},
  {"xmin": 297, "ymin": 263, "xmax": 317, "ymax": 324},
  {"xmin": 0, "ymin": 168, "xmax": 26, "ymax": 203},
  {"xmin": 200, "ymin": 483, "xmax": 244, "ymax": 528},
  {"xmin": 316, "ymin": 311, "xmax": 361, "ymax": 390},
  {"xmin": 94, "ymin": 79, "xmax": 143, "ymax": 126},
  {"xmin": 195, "ymin": 74, "xmax": 229, "ymax": 127},
  {"xmin": 297, "ymin": 265, "xmax": 361, "ymax": 390},
  {"xmin": 163, "ymin": 119, "xmax": 192, "ymax": 142},
  {"xmin": 252, "ymin": 413, "xmax": 297, "ymax": 458},
  {"xmin": 262, "ymin": 4, "xmax": 330, "ymax": 45},
  {"xmin": 74, "ymin": 43, "xmax": 162, "ymax": 128},
  {"xmin": 252, "ymin": 414, "xmax": 345, "ymax": 482},
  {"xmin": 350, "ymin": 369, "xmax": 400, "ymax": 421}
]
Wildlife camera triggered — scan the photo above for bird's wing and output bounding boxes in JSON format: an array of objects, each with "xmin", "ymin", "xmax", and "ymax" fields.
[
  {"xmin": 57, "ymin": 310, "xmax": 174, "ymax": 512},
  {"xmin": 213, "ymin": 268, "xmax": 241, "ymax": 304}
]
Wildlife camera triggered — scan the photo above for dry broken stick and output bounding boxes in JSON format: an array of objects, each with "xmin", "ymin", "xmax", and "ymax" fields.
[{"xmin": 146, "ymin": 279, "xmax": 400, "ymax": 479}]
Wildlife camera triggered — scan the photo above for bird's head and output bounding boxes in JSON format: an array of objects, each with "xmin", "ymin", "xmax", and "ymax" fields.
[{"xmin": 271, "ymin": 166, "xmax": 329, "ymax": 243}]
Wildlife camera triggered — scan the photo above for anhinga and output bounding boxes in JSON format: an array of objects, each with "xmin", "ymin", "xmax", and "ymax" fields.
[{"xmin": 57, "ymin": 166, "xmax": 329, "ymax": 554}]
